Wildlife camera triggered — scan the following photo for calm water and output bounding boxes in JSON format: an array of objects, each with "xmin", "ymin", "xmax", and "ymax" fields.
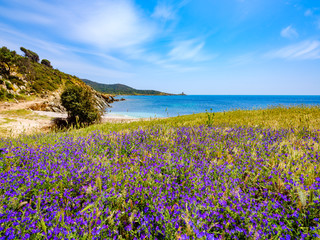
[{"xmin": 106, "ymin": 95, "xmax": 320, "ymax": 118}]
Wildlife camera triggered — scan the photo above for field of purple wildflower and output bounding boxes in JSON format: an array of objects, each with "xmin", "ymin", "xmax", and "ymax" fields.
[{"xmin": 0, "ymin": 107, "xmax": 320, "ymax": 239}]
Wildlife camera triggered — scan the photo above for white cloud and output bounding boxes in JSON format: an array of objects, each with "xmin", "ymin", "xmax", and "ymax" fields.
[
  {"xmin": 0, "ymin": 0, "xmax": 212, "ymax": 75},
  {"xmin": 177, "ymin": 0, "xmax": 191, "ymax": 8},
  {"xmin": 0, "ymin": 23, "xmax": 132, "ymax": 80},
  {"xmin": 304, "ymin": 9, "xmax": 313, "ymax": 17},
  {"xmin": 152, "ymin": 3, "xmax": 176, "ymax": 21},
  {"xmin": 152, "ymin": 0, "xmax": 190, "ymax": 21},
  {"xmin": 1, "ymin": 0, "xmax": 157, "ymax": 51},
  {"xmin": 168, "ymin": 39, "xmax": 208, "ymax": 61},
  {"xmin": 281, "ymin": 25, "xmax": 298, "ymax": 39},
  {"xmin": 67, "ymin": 0, "xmax": 156, "ymax": 50},
  {"xmin": 123, "ymin": 37, "xmax": 213, "ymax": 71},
  {"xmin": 265, "ymin": 40, "xmax": 320, "ymax": 60}
]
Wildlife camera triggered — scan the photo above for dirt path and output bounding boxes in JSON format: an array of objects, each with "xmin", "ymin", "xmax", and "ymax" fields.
[{"xmin": 0, "ymin": 98, "xmax": 45, "ymax": 111}]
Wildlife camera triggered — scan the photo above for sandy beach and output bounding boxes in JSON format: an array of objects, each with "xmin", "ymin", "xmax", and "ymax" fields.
[{"xmin": 0, "ymin": 100, "xmax": 139, "ymax": 137}]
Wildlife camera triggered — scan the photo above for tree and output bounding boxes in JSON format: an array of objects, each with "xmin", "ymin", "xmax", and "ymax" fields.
[
  {"xmin": 0, "ymin": 46, "xmax": 18, "ymax": 76},
  {"xmin": 20, "ymin": 47, "xmax": 39, "ymax": 62},
  {"xmin": 41, "ymin": 59, "xmax": 52, "ymax": 68},
  {"xmin": 61, "ymin": 85, "xmax": 102, "ymax": 126}
]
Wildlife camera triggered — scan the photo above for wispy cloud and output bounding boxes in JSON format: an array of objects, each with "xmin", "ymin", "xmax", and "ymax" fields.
[
  {"xmin": 122, "ymin": 38, "xmax": 213, "ymax": 72},
  {"xmin": 0, "ymin": 0, "xmax": 212, "ymax": 75},
  {"xmin": 168, "ymin": 39, "xmax": 209, "ymax": 62},
  {"xmin": 281, "ymin": 25, "xmax": 298, "ymax": 39},
  {"xmin": 152, "ymin": 2, "xmax": 176, "ymax": 21},
  {"xmin": 265, "ymin": 40, "xmax": 320, "ymax": 60},
  {"xmin": 152, "ymin": 0, "xmax": 190, "ymax": 19},
  {"xmin": 0, "ymin": 6, "xmax": 53, "ymax": 24},
  {"xmin": 0, "ymin": 0, "xmax": 157, "ymax": 51},
  {"xmin": 302, "ymin": 8, "xmax": 320, "ymax": 29},
  {"xmin": 0, "ymin": 23, "xmax": 132, "ymax": 80},
  {"xmin": 228, "ymin": 53, "xmax": 255, "ymax": 66},
  {"xmin": 305, "ymin": 9, "xmax": 313, "ymax": 16}
]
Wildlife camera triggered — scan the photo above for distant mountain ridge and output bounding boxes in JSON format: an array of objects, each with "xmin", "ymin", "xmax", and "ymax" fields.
[{"xmin": 82, "ymin": 79, "xmax": 182, "ymax": 96}]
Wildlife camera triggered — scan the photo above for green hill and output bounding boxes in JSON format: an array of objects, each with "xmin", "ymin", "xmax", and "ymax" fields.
[
  {"xmin": 82, "ymin": 79, "xmax": 180, "ymax": 95},
  {"xmin": 0, "ymin": 46, "xmax": 89, "ymax": 101},
  {"xmin": 0, "ymin": 46, "xmax": 112, "ymax": 103},
  {"xmin": 0, "ymin": 46, "xmax": 115, "ymax": 113}
]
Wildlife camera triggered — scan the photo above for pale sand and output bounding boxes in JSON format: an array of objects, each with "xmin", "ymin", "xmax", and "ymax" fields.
[
  {"xmin": 33, "ymin": 111, "xmax": 139, "ymax": 122},
  {"xmin": 0, "ymin": 100, "xmax": 142, "ymax": 137}
]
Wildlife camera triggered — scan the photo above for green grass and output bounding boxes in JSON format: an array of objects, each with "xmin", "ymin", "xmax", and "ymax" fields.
[
  {"xmin": 1, "ymin": 105, "xmax": 319, "ymax": 147},
  {"xmin": 0, "ymin": 109, "xmax": 50, "ymax": 120},
  {"xmin": 63, "ymin": 105, "xmax": 320, "ymax": 134}
]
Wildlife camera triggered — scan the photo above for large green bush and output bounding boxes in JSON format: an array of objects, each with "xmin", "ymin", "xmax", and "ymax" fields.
[
  {"xmin": 40, "ymin": 59, "xmax": 52, "ymax": 68},
  {"xmin": 61, "ymin": 85, "xmax": 102, "ymax": 126}
]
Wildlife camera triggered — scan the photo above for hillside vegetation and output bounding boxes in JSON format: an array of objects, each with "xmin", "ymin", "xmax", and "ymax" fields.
[
  {"xmin": 0, "ymin": 106, "xmax": 319, "ymax": 239},
  {"xmin": 0, "ymin": 46, "xmax": 113, "ymax": 107},
  {"xmin": 82, "ymin": 78, "xmax": 179, "ymax": 95},
  {"xmin": 0, "ymin": 46, "xmax": 82, "ymax": 101}
]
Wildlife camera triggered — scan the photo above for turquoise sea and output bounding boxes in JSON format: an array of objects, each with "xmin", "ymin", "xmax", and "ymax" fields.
[{"xmin": 106, "ymin": 95, "xmax": 320, "ymax": 118}]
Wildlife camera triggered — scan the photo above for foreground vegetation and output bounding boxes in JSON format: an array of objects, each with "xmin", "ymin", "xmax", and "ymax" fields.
[{"xmin": 0, "ymin": 106, "xmax": 320, "ymax": 239}]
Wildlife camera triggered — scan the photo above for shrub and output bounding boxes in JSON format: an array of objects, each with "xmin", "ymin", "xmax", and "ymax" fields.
[
  {"xmin": 0, "ymin": 87, "xmax": 6, "ymax": 100},
  {"xmin": 15, "ymin": 94, "xmax": 26, "ymax": 100},
  {"xmin": 9, "ymin": 76, "xmax": 24, "ymax": 86},
  {"xmin": 7, "ymin": 92, "xmax": 14, "ymax": 99},
  {"xmin": 41, "ymin": 59, "xmax": 52, "ymax": 68},
  {"xmin": 30, "ymin": 82, "xmax": 42, "ymax": 93},
  {"xmin": 5, "ymin": 81, "xmax": 13, "ymax": 90},
  {"xmin": 61, "ymin": 85, "xmax": 102, "ymax": 126},
  {"xmin": 205, "ymin": 108, "xmax": 215, "ymax": 127}
]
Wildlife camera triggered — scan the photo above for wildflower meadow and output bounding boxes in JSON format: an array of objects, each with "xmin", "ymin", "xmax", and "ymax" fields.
[{"xmin": 0, "ymin": 106, "xmax": 320, "ymax": 239}]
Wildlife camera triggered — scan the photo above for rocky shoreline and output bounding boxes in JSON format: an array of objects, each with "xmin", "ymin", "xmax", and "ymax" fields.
[{"xmin": 28, "ymin": 89, "xmax": 124, "ymax": 114}]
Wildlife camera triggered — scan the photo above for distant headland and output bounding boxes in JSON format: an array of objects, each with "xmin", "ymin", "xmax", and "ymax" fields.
[{"xmin": 82, "ymin": 79, "xmax": 185, "ymax": 96}]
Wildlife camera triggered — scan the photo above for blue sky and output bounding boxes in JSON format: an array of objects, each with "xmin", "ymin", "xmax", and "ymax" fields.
[{"xmin": 0, "ymin": 0, "xmax": 320, "ymax": 94}]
